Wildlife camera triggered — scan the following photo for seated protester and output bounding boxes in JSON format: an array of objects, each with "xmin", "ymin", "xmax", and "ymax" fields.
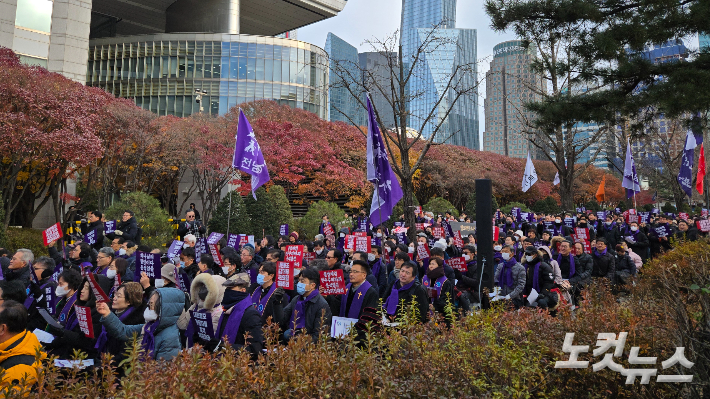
[
  {"xmin": 181, "ymin": 247, "xmax": 199, "ymax": 280},
  {"xmin": 248, "ymin": 262, "xmax": 287, "ymax": 326},
  {"xmin": 675, "ymin": 220, "xmax": 698, "ymax": 242},
  {"xmin": 598, "ymin": 216, "xmax": 621, "ymax": 249},
  {"xmin": 53, "ymin": 269, "xmax": 83, "ymax": 326},
  {"xmin": 455, "ymin": 245, "xmax": 482, "ymax": 313},
  {"xmin": 161, "ymin": 264, "xmax": 191, "ymax": 313},
  {"xmin": 46, "ymin": 274, "xmax": 113, "ymax": 361},
  {"xmin": 179, "ymin": 273, "xmax": 226, "ymax": 351},
  {"xmin": 313, "ymin": 241, "xmax": 327, "ymax": 259},
  {"xmin": 196, "ymin": 254, "xmax": 217, "ymax": 276},
  {"xmin": 93, "ymin": 247, "xmax": 114, "ymax": 276},
  {"xmin": 554, "ymin": 240, "xmax": 583, "ymax": 304},
  {"xmin": 6, "ymin": 249, "xmax": 33, "ymax": 289},
  {"xmin": 591, "ymin": 238, "xmax": 616, "ymax": 284},
  {"xmin": 621, "ymin": 243, "xmax": 643, "ymax": 273},
  {"xmin": 522, "ymin": 246, "xmax": 557, "ymax": 310},
  {"xmin": 550, "ymin": 216, "xmax": 572, "ymax": 237},
  {"xmin": 240, "ymin": 245, "xmax": 260, "ymax": 284},
  {"xmin": 649, "ymin": 215, "xmax": 675, "ymax": 257},
  {"xmin": 216, "ymin": 274, "xmax": 263, "ymax": 359},
  {"xmin": 388, "ymin": 252, "xmax": 411, "ymax": 289},
  {"xmin": 577, "ymin": 217, "xmax": 596, "ymax": 241},
  {"xmin": 571, "ymin": 242, "xmax": 593, "ymax": 289},
  {"xmin": 427, "ymin": 247, "xmax": 456, "ymax": 281},
  {"xmin": 350, "ymin": 251, "xmax": 380, "ymax": 291},
  {"xmin": 423, "ymin": 257, "xmax": 454, "ymax": 323},
  {"xmin": 614, "ymin": 244, "xmax": 637, "ymax": 286},
  {"xmin": 52, "ymin": 242, "xmax": 94, "ymax": 273},
  {"xmin": 538, "ymin": 231, "xmax": 552, "ymax": 249},
  {"xmin": 369, "ymin": 246, "xmax": 388, "ymax": 295},
  {"xmin": 504, "ymin": 236, "xmax": 522, "ymax": 261},
  {"xmin": 221, "ymin": 253, "xmax": 241, "ymax": 280},
  {"xmin": 623, "ymin": 221, "xmax": 650, "ymax": 264},
  {"xmin": 107, "ymin": 257, "xmax": 130, "ymax": 296},
  {"xmin": 0, "ymin": 281, "xmax": 27, "ymax": 304},
  {"xmin": 280, "ymin": 268, "xmax": 332, "ymax": 343},
  {"xmin": 493, "ymin": 245, "xmax": 526, "ymax": 309},
  {"xmin": 0, "ymin": 300, "xmax": 46, "ymax": 392},
  {"xmin": 111, "ymin": 237, "xmax": 128, "ymax": 258},
  {"xmin": 332, "ymin": 260, "xmax": 379, "ymax": 321},
  {"xmin": 94, "ymin": 282, "xmax": 145, "ymax": 365},
  {"xmin": 25, "ymin": 257, "xmax": 58, "ymax": 332},
  {"xmin": 493, "ymin": 241, "xmax": 503, "ymax": 264},
  {"xmin": 383, "ymin": 262, "xmax": 428, "ymax": 323},
  {"xmin": 97, "ymin": 287, "xmax": 185, "ymax": 361}
]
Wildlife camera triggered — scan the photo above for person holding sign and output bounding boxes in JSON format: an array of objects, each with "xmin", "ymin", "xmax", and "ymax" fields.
[
  {"xmin": 25, "ymin": 257, "xmax": 58, "ymax": 332},
  {"xmin": 383, "ymin": 262, "xmax": 428, "ymax": 324},
  {"xmin": 454, "ymin": 246, "xmax": 482, "ymax": 313},
  {"xmin": 280, "ymin": 268, "xmax": 332, "ymax": 343},
  {"xmin": 0, "ymin": 300, "xmax": 46, "ymax": 392},
  {"xmin": 493, "ymin": 246, "xmax": 526, "ymax": 309},
  {"xmin": 217, "ymin": 273, "xmax": 263, "ymax": 359},
  {"xmin": 248, "ymin": 262, "xmax": 287, "ymax": 326},
  {"xmin": 180, "ymin": 273, "xmax": 226, "ymax": 351},
  {"xmin": 622, "ymin": 221, "xmax": 649, "ymax": 264},
  {"xmin": 649, "ymin": 214, "xmax": 675, "ymax": 257},
  {"xmin": 81, "ymin": 210, "xmax": 105, "ymax": 252},
  {"xmin": 45, "ymin": 274, "xmax": 113, "ymax": 362},
  {"xmin": 94, "ymin": 282, "xmax": 146, "ymax": 368},
  {"xmin": 97, "ymin": 287, "xmax": 185, "ymax": 361}
]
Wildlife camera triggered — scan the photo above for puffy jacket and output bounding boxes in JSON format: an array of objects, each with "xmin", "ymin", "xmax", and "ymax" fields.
[
  {"xmin": 571, "ymin": 253, "xmax": 593, "ymax": 287},
  {"xmin": 494, "ymin": 261, "xmax": 526, "ymax": 300},
  {"xmin": 0, "ymin": 331, "xmax": 45, "ymax": 391},
  {"xmin": 281, "ymin": 291, "xmax": 332, "ymax": 343},
  {"xmin": 109, "ymin": 217, "xmax": 138, "ymax": 242},
  {"xmin": 101, "ymin": 287, "xmax": 185, "ymax": 360},
  {"xmin": 591, "ymin": 250, "xmax": 616, "ymax": 282}
]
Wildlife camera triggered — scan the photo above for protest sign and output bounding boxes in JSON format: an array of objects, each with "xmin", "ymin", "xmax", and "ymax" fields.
[
  {"xmin": 167, "ymin": 240, "xmax": 183, "ymax": 261},
  {"xmin": 639, "ymin": 212, "xmax": 650, "ymax": 224},
  {"xmin": 447, "ymin": 257, "xmax": 467, "ymax": 272},
  {"xmin": 279, "ymin": 224, "xmax": 289, "ymax": 236},
  {"xmin": 596, "ymin": 211, "xmax": 607, "ymax": 220},
  {"xmin": 654, "ymin": 225, "xmax": 670, "ymax": 238},
  {"xmin": 432, "ymin": 227, "xmax": 445, "ymax": 239},
  {"xmin": 697, "ymin": 220, "xmax": 710, "ymax": 232},
  {"xmin": 414, "ymin": 206, "xmax": 422, "ymax": 215},
  {"xmin": 190, "ymin": 309, "xmax": 214, "ymax": 341},
  {"xmin": 208, "ymin": 244, "xmax": 223, "ymax": 266},
  {"xmin": 134, "ymin": 251, "xmax": 161, "ymax": 283},
  {"xmin": 84, "ymin": 230, "xmax": 97, "ymax": 245},
  {"xmin": 43, "ymin": 223, "xmax": 63, "ymax": 246},
  {"xmin": 563, "ymin": 218, "xmax": 575, "ymax": 228},
  {"xmin": 104, "ymin": 220, "xmax": 116, "ymax": 234},
  {"xmin": 75, "ymin": 305, "xmax": 94, "ymax": 338},
  {"xmin": 303, "ymin": 252, "xmax": 316, "ymax": 263},
  {"xmin": 448, "ymin": 221, "xmax": 476, "ymax": 236},
  {"xmin": 627, "ymin": 214, "xmax": 639, "ymax": 224},
  {"xmin": 330, "ymin": 316, "xmax": 358, "ymax": 338},
  {"xmin": 284, "ymin": 245, "xmax": 304, "ymax": 268},
  {"xmin": 276, "ymin": 262, "xmax": 294, "ymax": 290},
  {"xmin": 453, "ymin": 231, "xmax": 464, "ymax": 248},
  {"xmin": 417, "ymin": 244, "xmax": 430, "ymax": 261},
  {"xmin": 703, "ymin": 209, "xmax": 709, "ymax": 218},
  {"xmin": 206, "ymin": 232, "xmax": 224, "ymax": 245},
  {"xmin": 353, "ymin": 231, "xmax": 367, "ymax": 237},
  {"xmin": 227, "ymin": 234, "xmax": 240, "ymax": 249},
  {"xmin": 323, "ymin": 223, "xmax": 335, "ymax": 236},
  {"xmin": 574, "ymin": 228, "xmax": 590, "ymax": 241},
  {"xmin": 679, "ymin": 212, "xmax": 689, "ymax": 221},
  {"xmin": 86, "ymin": 273, "xmax": 109, "ymax": 303},
  {"xmin": 194, "ymin": 237, "xmax": 207, "ymax": 258},
  {"xmin": 319, "ymin": 269, "xmax": 346, "ymax": 295}
]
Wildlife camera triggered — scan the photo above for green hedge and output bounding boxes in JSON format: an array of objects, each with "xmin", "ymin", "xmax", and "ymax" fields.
[{"xmin": 4, "ymin": 227, "xmax": 48, "ymax": 257}]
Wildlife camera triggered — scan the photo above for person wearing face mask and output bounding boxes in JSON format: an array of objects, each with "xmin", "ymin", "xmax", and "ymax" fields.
[
  {"xmin": 522, "ymin": 246, "xmax": 557, "ymax": 310},
  {"xmin": 577, "ymin": 217, "xmax": 596, "ymax": 241},
  {"xmin": 216, "ymin": 273, "xmax": 263, "ymax": 359},
  {"xmin": 25, "ymin": 257, "xmax": 58, "ymax": 332},
  {"xmin": 280, "ymin": 268, "xmax": 331, "ymax": 343},
  {"xmin": 368, "ymin": 246, "xmax": 388, "ymax": 296},
  {"xmin": 423, "ymin": 257, "xmax": 455, "ymax": 324},
  {"xmin": 383, "ymin": 262, "xmax": 429, "ymax": 323},
  {"xmin": 550, "ymin": 215, "xmax": 572, "ymax": 237},
  {"xmin": 454, "ymin": 246, "xmax": 482, "ymax": 313},
  {"xmin": 313, "ymin": 240, "xmax": 327, "ymax": 259},
  {"xmin": 46, "ymin": 273, "xmax": 113, "ymax": 361},
  {"xmin": 537, "ymin": 232, "xmax": 552, "ymax": 249},
  {"xmin": 494, "ymin": 245, "xmax": 526, "ymax": 309},
  {"xmin": 247, "ymin": 262, "xmax": 286, "ymax": 326},
  {"xmin": 94, "ymin": 247, "xmax": 114, "ymax": 276},
  {"xmin": 598, "ymin": 216, "xmax": 621, "ymax": 249},
  {"xmin": 501, "ymin": 218, "xmax": 516, "ymax": 235},
  {"xmin": 94, "ymin": 282, "xmax": 145, "ymax": 367},
  {"xmin": 98, "ymin": 287, "xmax": 185, "ymax": 360},
  {"xmin": 220, "ymin": 253, "xmax": 241, "ymax": 280},
  {"xmin": 179, "ymin": 272, "xmax": 226, "ymax": 351},
  {"xmin": 623, "ymin": 221, "xmax": 649, "ymax": 264},
  {"xmin": 53, "ymin": 269, "xmax": 83, "ymax": 326},
  {"xmin": 493, "ymin": 240, "xmax": 504, "ymax": 265}
]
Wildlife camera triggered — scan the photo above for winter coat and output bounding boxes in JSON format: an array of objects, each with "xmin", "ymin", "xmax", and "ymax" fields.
[
  {"xmin": 176, "ymin": 220, "xmax": 206, "ymax": 239},
  {"xmin": 109, "ymin": 217, "xmax": 139, "ymax": 242},
  {"xmin": 247, "ymin": 283, "xmax": 287, "ymax": 326},
  {"xmin": 216, "ymin": 291, "xmax": 263, "ymax": 358},
  {"xmin": 622, "ymin": 230, "xmax": 650, "ymax": 263},
  {"xmin": 591, "ymin": 250, "xmax": 616, "ymax": 282},
  {"xmin": 494, "ymin": 261, "xmax": 526, "ymax": 300},
  {"xmin": 26, "ymin": 277, "xmax": 58, "ymax": 332},
  {"xmin": 675, "ymin": 228, "xmax": 698, "ymax": 242},
  {"xmin": 179, "ymin": 274, "xmax": 226, "ymax": 349},
  {"xmin": 82, "ymin": 220, "xmax": 105, "ymax": 251},
  {"xmin": 101, "ymin": 305, "xmax": 146, "ymax": 364},
  {"xmin": 0, "ymin": 331, "xmax": 46, "ymax": 391},
  {"xmin": 330, "ymin": 282, "xmax": 379, "ymax": 319},
  {"xmin": 101, "ymin": 287, "xmax": 185, "ymax": 361},
  {"xmin": 627, "ymin": 248, "xmax": 643, "ymax": 271},
  {"xmin": 281, "ymin": 291, "xmax": 332, "ymax": 343},
  {"xmin": 572, "ymin": 253, "xmax": 593, "ymax": 287},
  {"xmin": 382, "ymin": 280, "xmax": 429, "ymax": 323},
  {"xmin": 523, "ymin": 261, "xmax": 557, "ymax": 306}
]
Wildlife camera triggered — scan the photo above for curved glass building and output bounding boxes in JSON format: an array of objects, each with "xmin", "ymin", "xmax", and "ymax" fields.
[{"xmin": 86, "ymin": 33, "xmax": 329, "ymax": 118}]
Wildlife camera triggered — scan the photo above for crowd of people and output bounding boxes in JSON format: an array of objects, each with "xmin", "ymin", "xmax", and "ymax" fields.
[{"xmin": 0, "ymin": 204, "xmax": 704, "ymax": 391}]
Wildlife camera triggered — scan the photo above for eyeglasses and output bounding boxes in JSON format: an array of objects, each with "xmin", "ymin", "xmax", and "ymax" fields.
[
  {"xmin": 349, "ymin": 270, "xmax": 365, "ymax": 274},
  {"xmin": 114, "ymin": 294, "xmax": 125, "ymax": 299},
  {"xmin": 187, "ymin": 216, "xmax": 195, "ymax": 219},
  {"xmin": 325, "ymin": 256, "xmax": 336, "ymax": 259}
]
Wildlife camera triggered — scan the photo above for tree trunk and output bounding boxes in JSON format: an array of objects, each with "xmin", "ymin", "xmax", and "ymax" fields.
[{"xmin": 402, "ymin": 177, "xmax": 416, "ymax": 243}]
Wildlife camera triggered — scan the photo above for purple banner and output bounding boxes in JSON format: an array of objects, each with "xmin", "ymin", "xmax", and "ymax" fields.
[
  {"xmin": 279, "ymin": 224, "xmax": 289, "ymax": 236},
  {"xmin": 227, "ymin": 234, "xmax": 240, "ymax": 249},
  {"xmin": 134, "ymin": 251, "xmax": 162, "ymax": 282},
  {"xmin": 167, "ymin": 240, "xmax": 183, "ymax": 261},
  {"xmin": 84, "ymin": 230, "xmax": 97, "ymax": 245},
  {"xmin": 206, "ymin": 232, "xmax": 224, "ymax": 245},
  {"xmin": 104, "ymin": 220, "xmax": 116, "ymax": 234}
]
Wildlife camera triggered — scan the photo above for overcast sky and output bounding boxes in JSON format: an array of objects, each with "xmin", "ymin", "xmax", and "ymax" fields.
[{"xmin": 299, "ymin": 0, "xmax": 518, "ymax": 146}]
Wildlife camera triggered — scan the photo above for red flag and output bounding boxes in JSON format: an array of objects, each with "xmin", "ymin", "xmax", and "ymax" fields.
[{"xmin": 697, "ymin": 144, "xmax": 705, "ymax": 194}]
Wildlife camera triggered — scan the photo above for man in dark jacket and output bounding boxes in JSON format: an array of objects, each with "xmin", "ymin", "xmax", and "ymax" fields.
[
  {"xmin": 454, "ymin": 245, "xmax": 482, "ymax": 312},
  {"xmin": 649, "ymin": 215, "xmax": 675, "ymax": 257},
  {"xmin": 383, "ymin": 263, "xmax": 428, "ymax": 323},
  {"xmin": 622, "ymin": 221, "xmax": 650, "ymax": 264},
  {"xmin": 25, "ymin": 256, "xmax": 58, "ymax": 332},
  {"xmin": 6, "ymin": 249, "xmax": 33, "ymax": 289},
  {"xmin": 218, "ymin": 273, "xmax": 263, "ymax": 359},
  {"xmin": 675, "ymin": 220, "xmax": 698, "ymax": 242},
  {"xmin": 522, "ymin": 246, "xmax": 557, "ymax": 309},
  {"xmin": 281, "ymin": 268, "xmax": 332, "ymax": 343},
  {"xmin": 81, "ymin": 211, "xmax": 105, "ymax": 252},
  {"xmin": 106, "ymin": 210, "xmax": 139, "ymax": 243},
  {"xmin": 591, "ymin": 238, "xmax": 616, "ymax": 283},
  {"xmin": 176, "ymin": 210, "xmax": 206, "ymax": 240},
  {"xmin": 572, "ymin": 242, "xmax": 593, "ymax": 288},
  {"xmin": 598, "ymin": 216, "xmax": 622, "ymax": 249},
  {"xmin": 48, "ymin": 241, "xmax": 93, "ymax": 273},
  {"xmin": 248, "ymin": 261, "xmax": 287, "ymax": 326},
  {"xmin": 330, "ymin": 260, "xmax": 379, "ymax": 320}
]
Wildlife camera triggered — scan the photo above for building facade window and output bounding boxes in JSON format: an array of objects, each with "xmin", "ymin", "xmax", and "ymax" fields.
[{"xmin": 15, "ymin": 0, "xmax": 53, "ymax": 33}]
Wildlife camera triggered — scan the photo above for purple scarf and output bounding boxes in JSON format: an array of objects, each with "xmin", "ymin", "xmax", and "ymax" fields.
[
  {"xmin": 384, "ymin": 281, "xmax": 414, "ymax": 315},
  {"xmin": 251, "ymin": 283, "xmax": 277, "ymax": 315},
  {"xmin": 141, "ymin": 320, "xmax": 160, "ymax": 358},
  {"xmin": 422, "ymin": 275, "xmax": 447, "ymax": 299},
  {"xmin": 95, "ymin": 306, "xmax": 135, "ymax": 352},
  {"xmin": 339, "ymin": 281, "xmax": 372, "ymax": 319},
  {"xmin": 371, "ymin": 259, "xmax": 382, "ymax": 280},
  {"xmin": 552, "ymin": 224, "xmax": 564, "ymax": 237},
  {"xmin": 530, "ymin": 262, "xmax": 542, "ymax": 292},
  {"xmin": 57, "ymin": 291, "xmax": 78, "ymax": 326},
  {"xmin": 499, "ymin": 258, "xmax": 517, "ymax": 288},
  {"xmin": 219, "ymin": 297, "xmax": 254, "ymax": 344},
  {"xmin": 593, "ymin": 248, "xmax": 607, "ymax": 257},
  {"xmin": 289, "ymin": 289, "xmax": 320, "ymax": 329},
  {"xmin": 557, "ymin": 253, "xmax": 576, "ymax": 278}
]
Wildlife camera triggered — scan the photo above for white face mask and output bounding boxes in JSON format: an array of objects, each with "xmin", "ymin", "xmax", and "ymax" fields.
[
  {"xmin": 106, "ymin": 269, "xmax": 117, "ymax": 279},
  {"xmin": 118, "ymin": 248, "xmax": 126, "ymax": 256},
  {"xmin": 631, "ymin": 226, "xmax": 638, "ymax": 232},
  {"xmin": 315, "ymin": 248, "xmax": 323, "ymax": 255},
  {"xmin": 555, "ymin": 219, "xmax": 562, "ymax": 224},
  {"xmin": 339, "ymin": 233, "xmax": 346, "ymax": 238},
  {"xmin": 368, "ymin": 253, "xmax": 376, "ymax": 262},
  {"xmin": 494, "ymin": 245, "xmax": 502, "ymax": 251},
  {"xmin": 463, "ymin": 254, "xmax": 470, "ymax": 261},
  {"xmin": 222, "ymin": 266, "xmax": 230, "ymax": 274},
  {"xmin": 143, "ymin": 308, "xmax": 158, "ymax": 322},
  {"xmin": 502, "ymin": 253, "xmax": 511, "ymax": 261},
  {"xmin": 55, "ymin": 285, "xmax": 69, "ymax": 297},
  {"xmin": 293, "ymin": 268, "xmax": 301, "ymax": 276},
  {"xmin": 525, "ymin": 255, "xmax": 535, "ymax": 263},
  {"xmin": 155, "ymin": 279, "xmax": 165, "ymax": 288},
  {"xmin": 605, "ymin": 221, "xmax": 612, "ymax": 226},
  {"xmin": 408, "ymin": 247, "xmax": 414, "ymax": 254}
]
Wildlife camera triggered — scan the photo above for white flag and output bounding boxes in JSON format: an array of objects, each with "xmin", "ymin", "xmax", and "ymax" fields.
[
  {"xmin": 553, "ymin": 172, "xmax": 560, "ymax": 186},
  {"xmin": 522, "ymin": 152, "xmax": 538, "ymax": 192}
]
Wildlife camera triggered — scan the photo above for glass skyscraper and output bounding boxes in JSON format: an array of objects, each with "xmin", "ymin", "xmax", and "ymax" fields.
[
  {"xmin": 325, "ymin": 33, "xmax": 365, "ymax": 126},
  {"xmin": 400, "ymin": 0, "xmax": 478, "ymax": 150},
  {"xmin": 700, "ymin": 33, "xmax": 709, "ymax": 49}
]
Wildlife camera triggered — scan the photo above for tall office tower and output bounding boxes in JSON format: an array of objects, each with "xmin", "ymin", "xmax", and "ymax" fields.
[
  {"xmin": 325, "ymin": 33, "xmax": 364, "ymax": 125},
  {"xmin": 400, "ymin": 0, "xmax": 479, "ymax": 149},
  {"xmin": 483, "ymin": 40, "xmax": 543, "ymax": 158},
  {"xmin": 699, "ymin": 33, "xmax": 709, "ymax": 49},
  {"xmin": 359, "ymin": 51, "xmax": 397, "ymax": 129}
]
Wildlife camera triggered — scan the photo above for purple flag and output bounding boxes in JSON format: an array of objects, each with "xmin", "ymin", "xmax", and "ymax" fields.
[
  {"xmin": 678, "ymin": 129, "xmax": 696, "ymax": 198},
  {"xmin": 233, "ymin": 109, "xmax": 270, "ymax": 200},
  {"xmin": 366, "ymin": 94, "xmax": 402, "ymax": 227},
  {"xmin": 621, "ymin": 138, "xmax": 640, "ymax": 199}
]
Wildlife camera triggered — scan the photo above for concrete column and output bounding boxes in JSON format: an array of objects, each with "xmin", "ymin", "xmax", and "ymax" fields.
[
  {"xmin": 47, "ymin": 0, "xmax": 92, "ymax": 83},
  {"xmin": 227, "ymin": 0, "xmax": 239, "ymax": 34},
  {"xmin": 0, "ymin": 0, "xmax": 18, "ymax": 49}
]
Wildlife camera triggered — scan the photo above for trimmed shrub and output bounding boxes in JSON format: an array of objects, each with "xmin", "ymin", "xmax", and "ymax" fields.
[
  {"xmin": 104, "ymin": 192, "xmax": 172, "ymax": 248},
  {"xmin": 3, "ymin": 227, "xmax": 48, "ymax": 256},
  {"xmin": 268, "ymin": 185, "xmax": 293, "ymax": 233},
  {"xmin": 208, "ymin": 190, "xmax": 252, "ymax": 236},
  {"xmin": 500, "ymin": 201, "xmax": 531, "ymax": 215},
  {"xmin": 423, "ymin": 197, "xmax": 458, "ymax": 218},
  {"xmin": 532, "ymin": 196, "xmax": 560, "ymax": 214},
  {"xmin": 294, "ymin": 201, "xmax": 346, "ymax": 240}
]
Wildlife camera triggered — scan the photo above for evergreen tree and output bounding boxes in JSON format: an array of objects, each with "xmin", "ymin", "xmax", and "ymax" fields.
[
  {"xmin": 244, "ymin": 187, "xmax": 276, "ymax": 237},
  {"xmin": 104, "ymin": 192, "xmax": 172, "ymax": 248},
  {"xmin": 296, "ymin": 201, "xmax": 346, "ymax": 240},
  {"xmin": 423, "ymin": 198, "xmax": 458, "ymax": 218},
  {"xmin": 268, "ymin": 185, "xmax": 293, "ymax": 235},
  {"xmin": 208, "ymin": 190, "xmax": 252, "ymax": 236},
  {"xmin": 465, "ymin": 192, "xmax": 498, "ymax": 221}
]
